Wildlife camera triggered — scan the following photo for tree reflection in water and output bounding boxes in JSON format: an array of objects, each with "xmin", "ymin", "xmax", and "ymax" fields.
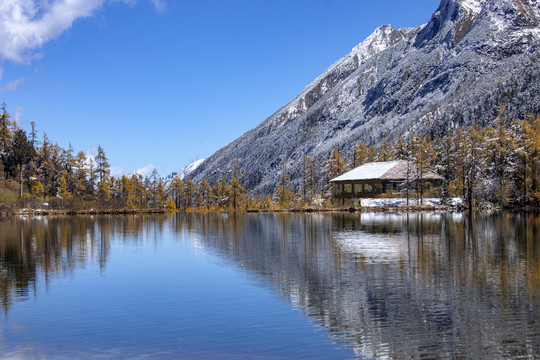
[{"xmin": 0, "ymin": 212, "xmax": 539, "ymax": 359}]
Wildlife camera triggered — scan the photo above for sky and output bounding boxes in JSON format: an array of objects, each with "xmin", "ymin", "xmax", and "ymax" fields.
[{"xmin": 0, "ymin": 0, "xmax": 441, "ymax": 178}]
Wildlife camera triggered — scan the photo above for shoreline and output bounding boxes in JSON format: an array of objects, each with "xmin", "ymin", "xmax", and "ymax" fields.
[{"xmin": 2, "ymin": 205, "xmax": 537, "ymax": 217}]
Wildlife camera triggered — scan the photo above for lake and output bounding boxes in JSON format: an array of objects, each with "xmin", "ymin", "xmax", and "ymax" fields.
[{"xmin": 0, "ymin": 212, "xmax": 538, "ymax": 359}]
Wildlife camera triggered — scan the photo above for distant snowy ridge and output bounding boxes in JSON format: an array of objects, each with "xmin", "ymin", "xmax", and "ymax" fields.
[
  {"xmin": 188, "ymin": 0, "xmax": 540, "ymax": 194},
  {"xmin": 163, "ymin": 158, "xmax": 205, "ymax": 188}
]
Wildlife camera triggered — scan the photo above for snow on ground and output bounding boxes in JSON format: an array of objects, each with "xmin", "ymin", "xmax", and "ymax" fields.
[{"xmin": 458, "ymin": 0, "xmax": 484, "ymax": 14}]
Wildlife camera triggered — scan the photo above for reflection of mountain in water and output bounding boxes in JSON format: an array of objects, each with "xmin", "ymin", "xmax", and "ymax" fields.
[
  {"xmin": 0, "ymin": 213, "xmax": 538, "ymax": 358},
  {"xmin": 173, "ymin": 212, "xmax": 540, "ymax": 359}
]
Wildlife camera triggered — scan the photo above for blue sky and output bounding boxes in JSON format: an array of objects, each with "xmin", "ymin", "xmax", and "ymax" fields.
[{"xmin": 0, "ymin": 0, "xmax": 440, "ymax": 178}]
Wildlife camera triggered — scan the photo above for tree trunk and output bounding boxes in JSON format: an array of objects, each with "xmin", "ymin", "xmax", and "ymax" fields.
[{"xmin": 19, "ymin": 163, "xmax": 23, "ymax": 197}]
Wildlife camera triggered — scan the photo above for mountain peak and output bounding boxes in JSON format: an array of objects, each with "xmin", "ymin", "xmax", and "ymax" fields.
[
  {"xmin": 414, "ymin": 0, "xmax": 485, "ymax": 47},
  {"xmin": 351, "ymin": 24, "xmax": 418, "ymax": 61}
]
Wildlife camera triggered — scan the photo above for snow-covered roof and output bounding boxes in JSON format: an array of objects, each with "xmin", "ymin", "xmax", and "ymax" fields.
[{"xmin": 330, "ymin": 160, "xmax": 443, "ymax": 182}]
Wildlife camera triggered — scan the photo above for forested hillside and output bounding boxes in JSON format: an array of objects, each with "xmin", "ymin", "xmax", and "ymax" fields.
[{"xmin": 1, "ymin": 101, "xmax": 538, "ymax": 212}]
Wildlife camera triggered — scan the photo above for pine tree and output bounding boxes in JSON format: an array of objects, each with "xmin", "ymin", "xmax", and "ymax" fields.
[
  {"xmin": 463, "ymin": 125, "xmax": 486, "ymax": 208},
  {"xmin": 95, "ymin": 146, "xmax": 110, "ymax": 184},
  {"xmin": 325, "ymin": 148, "xmax": 346, "ymax": 202},
  {"xmin": 484, "ymin": 118, "xmax": 515, "ymax": 203},
  {"xmin": 212, "ymin": 179, "xmax": 224, "ymax": 209},
  {"xmin": 156, "ymin": 179, "xmax": 166, "ymax": 208},
  {"xmin": 301, "ymin": 155, "xmax": 318, "ymax": 205},
  {"xmin": 58, "ymin": 175, "xmax": 72, "ymax": 201},
  {"xmin": 275, "ymin": 165, "xmax": 294, "ymax": 209},
  {"xmin": 0, "ymin": 102, "xmax": 13, "ymax": 179},
  {"xmin": 169, "ymin": 177, "xmax": 185, "ymax": 210},
  {"xmin": 377, "ymin": 141, "xmax": 392, "ymax": 161},
  {"xmin": 98, "ymin": 179, "xmax": 111, "ymax": 203},
  {"xmin": 0, "ymin": 102, "xmax": 13, "ymax": 155},
  {"xmin": 74, "ymin": 151, "xmax": 89, "ymax": 199},
  {"xmin": 149, "ymin": 168, "xmax": 160, "ymax": 207},
  {"xmin": 4, "ymin": 129, "xmax": 35, "ymax": 196},
  {"xmin": 229, "ymin": 164, "xmax": 247, "ymax": 211},
  {"xmin": 410, "ymin": 135, "xmax": 436, "ymax": 204},
  {"xmin": 166, "ymin": 196, "xmax": 177, "ymax": 212},
  {"xmin": 29, "ymin": 121, "xmax": 39, "ymax": 149},
  {"xmin": 183, "ymin": 178, "xmax": 195, "ymax": 210},
  {"xmin": 351, "ymin": 142, "xmax": 369, "ymax": 168},
  {"xmin": 131, "ymin": 174, "xmax": 146, "ymax": 208},
  {"xmin": 392, "ymin": 135, "xmax": 409, "ymax": 160},
  {"xmin": 197, "ymin": 178, "xmax": 212, "ymax": 210}
]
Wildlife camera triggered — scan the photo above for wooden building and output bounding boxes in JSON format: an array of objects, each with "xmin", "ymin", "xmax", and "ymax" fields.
[{"xmin": 330, "ymin": 160, "xmax": 443, "ymax": 203}]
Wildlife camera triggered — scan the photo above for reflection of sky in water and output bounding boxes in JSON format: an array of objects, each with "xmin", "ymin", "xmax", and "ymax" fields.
[{"xmin": 0, "ymin": 215, "xmax": 355, "ymax": 359}]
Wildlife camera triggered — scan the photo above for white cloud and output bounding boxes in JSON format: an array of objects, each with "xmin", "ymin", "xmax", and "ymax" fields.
[
  {"xmin": 0, "ymin": 0, "xmax": 107, "ymax": 64},
  {"xmin": 149, "ymin": 0, "xmax": 166, "ymax": 13},
  {"xmin": 134, "ymin": 163, "xmax": 156, "ymax": 177},
  {"xmin": 0, "ymin": 0, "xmax": 167, "ymax": 65},
  {"xmin": 84, "ymin": 146, "xmax": 98, "ymax": 159},
  {"xmin": 110, "ymin": 166, "xmax": 126, "ymax": 178},
  {"xmin": 12, "ymin": 106, "xmax": 25, "ymax": 126},
  {"xmin": 0, "ymin": 76, "xmax": 25, "ymax": 92}
]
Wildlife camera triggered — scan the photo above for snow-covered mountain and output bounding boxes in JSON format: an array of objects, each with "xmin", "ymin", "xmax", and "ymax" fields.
[
  {"xmin": 189, "ymin": 0, "xmax": 540, "ymax": 193},
  {"xmin": 163, "ymin": 158, "xmax": 205, "ymax": 188}
]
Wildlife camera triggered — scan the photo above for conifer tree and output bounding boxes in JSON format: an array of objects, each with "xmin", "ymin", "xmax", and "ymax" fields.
[
  {"xmin": 301, "ymin": 155, "xmax": 318, "ymax": 205},
  {"xmin": 131, "ymin": 174, "xmax": 145, "ymax": 208},
  {"xmin": 212, "ymin": 179, "xmax": 225, "ymax": 209},
  {"xmin": 229, "ymin": 164, "xmax": 247, "ymax": 211},
  {"xmin": 166, "ymin": 196, "xmax": 177, "ymax": 212},
  {"xmin": 4, "ymin": 129, "xmax": 35, "ymax": 196},
  {"xmin": 156, "ymin": 179, "xmax": 167, "ymax": 208},
  {"xmin": 377, "ymin": 141, "xmax": 392, "ymax": 161},
  {"xmin": 149, "ymin": 168, "xmax": 160, "ymax": 207},
  {"xmin": 463, "ymin": 125, "xmax": 485, "ymax": 208},
  {"xmin": 95, "ymin": 146, "xmax": 110, "ymax": 184},
  {"xmin": 351, "ymin": 142, "xmax": 369, "ymax": 168},
  {"xmin": 325, "ymin": 148, "xmax": 346, "ymax": 202},
  {"xmin": 392, "ymin": 135, "xmax": 409, "ymax": 160},
  {"xmin": 184, "ymin": 178, "xmax": 195, "ymax": 210},
  {"xmin": 98, "ymin": 179, "xmax": 111, "ymax": 203},
  {"xmin": 410, "ymin": 135, "xmax": 436, "ymax": 204},
  {"xmin": 58, "ymin": 175, "xmax": 72, "ymax": 201},
  {"xmin": 275, "ymin": 165, "xmax": 294, "ymax": 209},
  {"xmin": 366, "ymin": 145, "xmax": 378, "ymax": 163},
  {"xmin": 74, "ymin": 151, "xmax": 89, "ymax": 199},
  {"xmin": 0, "ymin": 102, "xmax": 13, "ymax": 155},
  {"xmin": 327, "ymin": 148, "xmax": 346, "ymax": 179},
  {"xmin": 0, "ymin": 102, "xmax": 13, "ymax": 179},
  {"xmin": 169, "ymin": 177, "xmax": 185, "ymax": 210},
  {"xmin": 484, "ymin": 119, "xmax": 515, "ymax": 203},
  {"xmin": 197, "ymin": 178, "xmax": 212, "ymax": 210},
  {"xmin": 29, "ymin": 121, "xmax": 39, "ymax": 149}
]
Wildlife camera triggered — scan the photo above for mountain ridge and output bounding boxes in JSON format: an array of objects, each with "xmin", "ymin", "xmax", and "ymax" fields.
[{"xmin": 183, "ymin": 0, "xmax": 540, "ymax": 193}]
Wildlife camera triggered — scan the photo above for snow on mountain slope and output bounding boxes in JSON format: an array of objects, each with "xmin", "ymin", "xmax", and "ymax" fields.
[
  {"xmin": 163, "ymin": 158, "xmax": 205, "ymax": 188},
  {"xmin": 188, "ymin": 0, "xmax": 540, "ymax": 194}
]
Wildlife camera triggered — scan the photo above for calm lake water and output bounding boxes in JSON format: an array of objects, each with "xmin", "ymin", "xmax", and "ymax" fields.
[{"xmin": 0, "ymin": 212, "xmax": 538, "ymax": 359}]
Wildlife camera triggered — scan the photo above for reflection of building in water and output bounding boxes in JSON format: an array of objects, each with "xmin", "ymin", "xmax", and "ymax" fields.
[{"xmin": 176, "ymin": 212, "xmax": 540, "ymax": 359}]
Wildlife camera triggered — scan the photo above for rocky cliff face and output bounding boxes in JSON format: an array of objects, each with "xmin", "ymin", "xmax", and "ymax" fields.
[{"xmin": 188, "ymin": 0, "xmax": 540, "ymax": 193}]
